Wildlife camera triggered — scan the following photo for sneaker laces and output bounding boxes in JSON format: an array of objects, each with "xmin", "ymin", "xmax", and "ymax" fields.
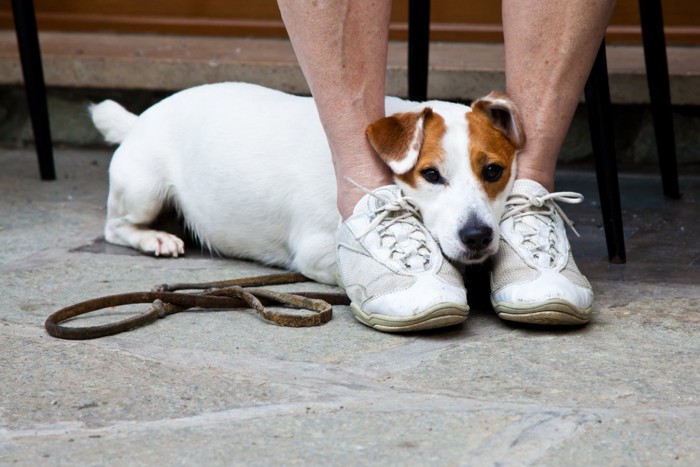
[
  {"xmin": 502, "ymin": 191, "xmax": 583, "ymax": 267},
  {"xmin": 346, "ymin": 178, "xmax": 432, "ymax": 271}
]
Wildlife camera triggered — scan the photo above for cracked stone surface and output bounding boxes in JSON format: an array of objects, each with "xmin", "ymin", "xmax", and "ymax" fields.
[{"xmin": 1, "ymin": 148, "xmax": 699, "ymax": 465}]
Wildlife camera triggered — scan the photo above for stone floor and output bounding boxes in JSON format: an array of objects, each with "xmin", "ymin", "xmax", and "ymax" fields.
[{"xmin": 1, "ymin": 148, "xmax": 699, "ymax": 466}]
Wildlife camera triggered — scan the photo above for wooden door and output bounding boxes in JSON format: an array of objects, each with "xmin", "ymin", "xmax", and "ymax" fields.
[{"xmin": 1, "ymin": 0, "xmax": 698, "ymax": 45}]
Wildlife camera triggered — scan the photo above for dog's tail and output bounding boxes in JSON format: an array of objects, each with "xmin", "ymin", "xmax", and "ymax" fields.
[{"xmin": 89, "ymin": 100, "xmax": 139, "ymax": 145}]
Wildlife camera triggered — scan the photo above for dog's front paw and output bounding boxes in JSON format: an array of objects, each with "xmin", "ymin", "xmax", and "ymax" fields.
[{"xmin": 139, "ymin": 232, "xmax": 186, "ymax": 258}]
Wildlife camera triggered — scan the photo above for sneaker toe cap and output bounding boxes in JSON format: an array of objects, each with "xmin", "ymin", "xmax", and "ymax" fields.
[
  {"xmin": 364, "ymin": 272, "xmax": 467, "ymax": 318},
  {"xmin": 492, "ymin": 268, "xmax": 593, "ymax": 310}
]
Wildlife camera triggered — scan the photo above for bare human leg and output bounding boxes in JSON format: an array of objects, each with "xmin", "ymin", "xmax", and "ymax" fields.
[
  {"xmin": 277, "ymin": 0, "xmax": 393, "ymax": 219},
  {"xmin": 502, "ymin": 0, "xmax": 617, "ymax": 191},
  {"xmin": 277, "ymin": 1, "xmax": 469, "ymax": 332},
  {"xmin": 491, "ymin": 1, "xmax": 618, "ymax": 325}
]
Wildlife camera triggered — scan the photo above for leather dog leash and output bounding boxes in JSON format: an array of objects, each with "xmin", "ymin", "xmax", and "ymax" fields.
[{"xmin": 45, "ymin": 273, "xmax": 350, "ymax": 340}]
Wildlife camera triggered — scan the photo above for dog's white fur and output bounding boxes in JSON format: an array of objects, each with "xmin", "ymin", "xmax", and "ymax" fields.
[{"xmin": 91, "ymin": 82, "xmax": 523, "ymax": 284}]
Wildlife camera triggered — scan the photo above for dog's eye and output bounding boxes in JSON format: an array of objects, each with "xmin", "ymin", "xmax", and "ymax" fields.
[
  {"xmin": 482, "ymin": 164, "xmax": 504, "ymax": 182},
  {"xmin": 420, "ymin": 167, "xmax": 444, "ymax": 184}
]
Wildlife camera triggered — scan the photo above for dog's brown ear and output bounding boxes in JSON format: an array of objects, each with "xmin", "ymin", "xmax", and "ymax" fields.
[
  {"xmin": 471, "ymin": 92, "xmax": 525, "ymax": 150},
  {"xmin": 366, "ymin": 108, "xmax": 433, "ymax": 175}
]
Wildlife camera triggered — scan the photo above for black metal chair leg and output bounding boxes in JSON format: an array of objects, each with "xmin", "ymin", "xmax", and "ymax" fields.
[
  {"xmin": 639, "ymin": 0, "xmax": 681, "ymax": 199},
  {"xmin": 408, "ymin": 0, "xmax": 430, "ymax": 102},
  {"xmin": 584, "ymin": 41, "xmax": 626, "ymax": 263},
  {"xmin": 11, "ymin": 0, "xmax": 55, "ymax": 181}
]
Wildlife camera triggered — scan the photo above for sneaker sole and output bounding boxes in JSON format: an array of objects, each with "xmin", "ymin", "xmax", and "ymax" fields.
[
  {"xmin": 350, "ymin": 302, "xmax": 470, "ymax": 333},
  {"xmin": 491, "ymin": 299, "xmax": 591, "ymax": 325}
]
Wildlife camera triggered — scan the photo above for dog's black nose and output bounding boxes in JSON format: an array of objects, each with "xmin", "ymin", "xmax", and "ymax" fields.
[{"xmin": 459, "ymin": 223, "xmax": 493, "ymax": 251}]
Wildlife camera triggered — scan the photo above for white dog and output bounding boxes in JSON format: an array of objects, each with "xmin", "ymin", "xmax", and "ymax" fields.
[{"xmin": 90, "ymin": 82, "xmax": 524, "ymax": 285}]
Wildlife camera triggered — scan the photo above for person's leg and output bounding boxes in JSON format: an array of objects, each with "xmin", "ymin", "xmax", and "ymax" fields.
[
  {"xmin": 503, "ymin": 0, "xmax": 617, "ymax": 191},
  {"xmin": 491, "ymin": 0, "xmax": 617, "ymax": 325},
  {"xmin": 277, "ymin": 0, "xmax": 393, "ymax": 219},
  {"xmin": 277, "ymin": 0, "xmax": 469, "ymax": 331}
]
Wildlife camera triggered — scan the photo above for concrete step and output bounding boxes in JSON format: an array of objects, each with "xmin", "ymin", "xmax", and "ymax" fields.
[
  {"xmin": 1, "ymin": 31, "xmax": 700, "ymax": 104},
  {"xmin": 1, "ymin": 31, "xmax": 699, "ymax": 170}
]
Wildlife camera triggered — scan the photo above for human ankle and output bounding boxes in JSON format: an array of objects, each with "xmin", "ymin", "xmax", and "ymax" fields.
[
  {"xmin": 337, "ymin": 180, "xmax": 391, "ymax": 219},
  {"xmin": 515, "ymin": 170, "xmax": 554, "ymax": 192},
  {"xmin": 336, "ymin": 169, "xmax": 393, "ymax": 219}
]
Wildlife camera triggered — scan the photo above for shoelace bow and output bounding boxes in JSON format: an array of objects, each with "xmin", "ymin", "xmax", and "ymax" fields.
[
  {"xmin": 501, "ymin": 191, "xmax": 584, "ymax": 266},
  {"xmin": 347, "ymin": 178, "xmax": 431, "ymax": 270}
]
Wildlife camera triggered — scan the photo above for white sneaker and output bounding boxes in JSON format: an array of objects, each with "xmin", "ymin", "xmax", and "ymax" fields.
[
  {"xmin": 336, "ymin": 185, "xmax": 469, "ymax": 332},
  {"xmin": 490, "ymin": 179, "xmax": 593, "ymax": 325}
]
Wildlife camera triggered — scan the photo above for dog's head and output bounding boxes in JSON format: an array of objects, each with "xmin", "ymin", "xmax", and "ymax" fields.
[{"xmin": 366, "ymin": 92, "xmax": 525, "ymax": 264}]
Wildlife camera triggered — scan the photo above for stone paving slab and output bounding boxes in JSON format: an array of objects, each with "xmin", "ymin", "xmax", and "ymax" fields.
[{"xmin": 1, "ymin": 148, "xmax": 699, "ymax": 466}]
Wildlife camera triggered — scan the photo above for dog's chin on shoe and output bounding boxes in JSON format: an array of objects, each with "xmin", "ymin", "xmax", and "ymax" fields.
[{"xmin": 439, "ymin": 240, "xmax": 499, "ymax": 267}]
